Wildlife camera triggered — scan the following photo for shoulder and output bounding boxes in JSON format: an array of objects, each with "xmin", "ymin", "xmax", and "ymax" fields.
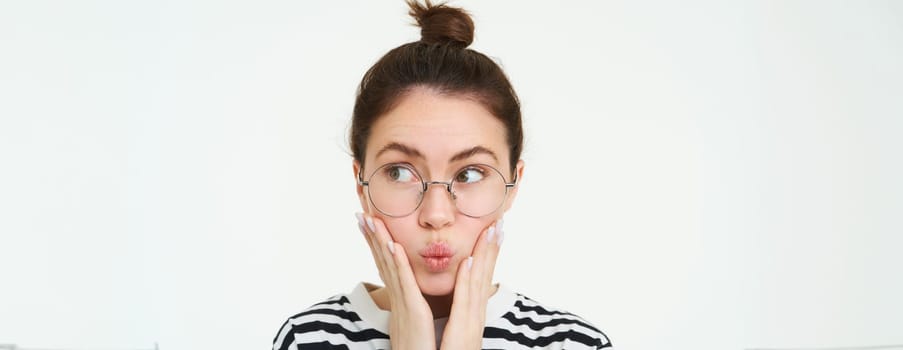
[
  {"xmin": 271, "ymin": 293, "xmax": 388, "ymax": 350},
  {"xmin": 485, "ymin": 291, "xmax": 613, "ymax": 350}
]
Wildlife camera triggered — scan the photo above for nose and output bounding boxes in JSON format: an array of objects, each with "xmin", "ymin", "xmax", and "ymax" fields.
[{"xmin": 418, "ymin": 182, "xmax": 455, "ymax": 230}]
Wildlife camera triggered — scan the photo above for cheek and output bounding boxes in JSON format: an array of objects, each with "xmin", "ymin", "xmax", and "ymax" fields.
[
  {"xmin": 461, "ymin": 219, "xmax": 495, "ymax": 249},
  {"xmin": 380, "ymin": 217, "xmax": 418, "ymax": 244}
]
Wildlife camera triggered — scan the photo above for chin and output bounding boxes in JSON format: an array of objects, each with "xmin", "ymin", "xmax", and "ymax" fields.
[{"xmin": 415, "ymin": 271, "xmax": 457, "ymax": 296}]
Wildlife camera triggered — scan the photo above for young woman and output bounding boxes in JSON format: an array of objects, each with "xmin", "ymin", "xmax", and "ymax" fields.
[{"xmin": 272, "ymin": 1, "xmax": 611, "ymax": 349}]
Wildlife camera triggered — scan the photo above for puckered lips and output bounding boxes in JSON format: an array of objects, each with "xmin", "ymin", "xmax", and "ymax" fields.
[{"xmin": 419, "ymin": 241, "xmax": 456, "ymax": 272}]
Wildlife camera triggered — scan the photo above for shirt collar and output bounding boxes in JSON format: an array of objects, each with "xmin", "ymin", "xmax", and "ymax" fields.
[{"xmin": 348, "ymin": 281, "xmax": 517, "ymax": 334}]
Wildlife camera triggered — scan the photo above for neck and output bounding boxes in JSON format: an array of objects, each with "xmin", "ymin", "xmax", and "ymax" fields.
[
  {"xmin": 369, "ymin": 287, "xmax": 453, "ymax": 319},
  {"xmin": 423, "ymin": 293, "xmax": 454, "ymax": 319},
  {"xmin": 369, "ymin": 284, "xmax": 500, "ymax": 320}
]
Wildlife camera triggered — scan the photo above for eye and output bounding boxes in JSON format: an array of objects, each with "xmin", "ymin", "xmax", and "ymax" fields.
[
  {"xmin": 386, "ymin": 165, "xmax": 416, "ymax": 183},
  {"xmin": 455, "ymin": 167, "xmax": 485, "ymax": 184}
]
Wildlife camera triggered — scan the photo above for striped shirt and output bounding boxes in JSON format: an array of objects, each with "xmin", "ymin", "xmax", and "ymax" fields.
[{"xmin": 272, "ymin": 282, "xmax": 612, "ymax": 349}]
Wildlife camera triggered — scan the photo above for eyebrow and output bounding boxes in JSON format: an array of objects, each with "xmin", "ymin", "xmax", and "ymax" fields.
[{"xmin": 375, "ymin": 142, "xmax": 499, "ymax": 164}]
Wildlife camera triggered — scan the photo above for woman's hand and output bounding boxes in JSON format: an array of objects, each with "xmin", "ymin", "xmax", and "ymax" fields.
[
  {"xmin": 356, "ymin": 213, "xmax": 436, "ymax": 350},
  {"xmin": 440, "ymin": 220, "xmax": 504, "ymax": 350}
]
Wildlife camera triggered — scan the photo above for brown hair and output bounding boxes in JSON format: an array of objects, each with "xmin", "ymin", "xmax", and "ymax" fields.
[{"xmin": 350, "ymin": 0, "xmax": 523, "ymax": 177}]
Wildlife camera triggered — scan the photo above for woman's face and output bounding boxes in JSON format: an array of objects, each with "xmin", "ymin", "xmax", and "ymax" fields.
[{"xmin": 355, "ymin": 87, "xmax": 524, "ymax": 296}]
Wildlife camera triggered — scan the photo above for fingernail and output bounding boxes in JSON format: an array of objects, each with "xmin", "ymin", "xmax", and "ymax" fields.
[
  {"xmin": 355, "ymin": 213, "xmax": 365, "ymax": 233},
  {"xmin": 366, "ymin": 216, "xmax": 376, "ymax": 232},
  {"xmin": 486, "ymin": 226, "xmax": 496, "ymax": 243},
  {"xmin": 467, "ymin": 256, "xmax": 473, "ymax": 269},
  {"xmin": 497, "ymin": 230, "xmax": 505, "ymax": 246},
  {"xmin": 387, "ymin": 241, "xmax": 395, "ymax": 254},
  {"xmin": 354, "ymin": 212, "xmax": 364, "ymax": 225},
  {"xmin": 496, "ymin": 218, "xmax": 504, "ymax": 232}
]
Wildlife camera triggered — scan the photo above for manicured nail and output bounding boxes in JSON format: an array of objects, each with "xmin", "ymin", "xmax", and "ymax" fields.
[
  {"xmin": 366, "ymin": 216, "xmax": 376, "ymax": 232},
  {"xmin": 486, "ymin": 226, "xmax": 496, "ymax": 243},
  {"xmin": 387, "ymin": 241, "xmax": 395, "ymax": 254},
  {"xmin": 467, "ymin": 256, "xmax": 473, "ymax": 269},
  {"xmin": 355, "ymin": 213, "xmax": 365, "ymax": 233},
  {"xmin": 496, "ymin": 218, "xmax": 504, "ymax": 232},
  {"xmin": 497, "ymin": 230, "xmax": 505, "ymax": 246},
  {"xmin": 354, "ymin": 212, "xmax": 364, "ymax": 225}
]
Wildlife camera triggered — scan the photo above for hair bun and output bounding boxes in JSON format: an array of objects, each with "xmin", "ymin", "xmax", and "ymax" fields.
[{"xmin": 407, "ymin": 0, "xmax": 474, "ymax": 48}]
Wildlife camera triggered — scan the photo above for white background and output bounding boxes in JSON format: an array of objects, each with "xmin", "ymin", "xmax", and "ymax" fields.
[{"xmin": 1, "ymin": 1, "xmax": 901, "ymax": 349}]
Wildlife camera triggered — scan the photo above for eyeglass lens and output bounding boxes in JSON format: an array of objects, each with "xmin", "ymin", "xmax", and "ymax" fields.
[{"xmin": 366, "ymin": 163, "xmax": 508, "ymax": 217}]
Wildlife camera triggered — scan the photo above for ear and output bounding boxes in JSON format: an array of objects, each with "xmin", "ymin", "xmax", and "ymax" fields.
[
  {"xmin": 501, "ymin": 159, "xmax": 525, "ymax": 213},
  {"xmin": 353, "ymin": 160, "xmax": 369, "ymax": 212}
]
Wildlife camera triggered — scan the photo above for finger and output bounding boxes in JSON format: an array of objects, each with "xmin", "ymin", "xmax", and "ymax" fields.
[
  {"xmin": 470, "ymin": 221, "xmax": 503, "ymax": 298},
  {"xmin": 357, "ymin": 212, "xmax": 383, "ymax": 269},
  {"xmin": 468, "ymin": 223, "xmax": 504, "ymax": 300},
  {"xmin": 357, "ymin": 213, "xmax": 391, "ymax": 283},
  {"xmin": 471, "ymin": 220, "xmax": 503, "ymax": 259},
  {"xmin": 389, "ymin": 241, "xmax": 421, "ymax": 298},
  {"xmin": 452, "ymin": 255, "xmax": 473, "ymax": 306},
  {"xmin": 358, "ymin": 213, "xmax": 401, "ymax": 294},
  {"xmin": 483, "ymin": 220, "xmax": 503, "ymax": 276},
  {"xmin": 371, "ymin": 217, "xmax": 424, "ymax": 312},
  {"xmin": 367, "ymin": 214, "xmax": 399, "ymax": 267},
  {"xmin": 365, "ymin": 214, "xmax": 403, "ymax": 294}
]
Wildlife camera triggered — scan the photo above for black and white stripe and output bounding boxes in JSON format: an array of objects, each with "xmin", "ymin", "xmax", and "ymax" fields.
[
  {"xmin": 272, "ymin": 284, "xmax": 611, "ymax": 350},
  {"xmin": 481, "ymin": 295, "xmax": 611, "ymax": 349},
  {"xmin": 272, "ymin": 295, "xmax": 389, "ymax": 350}
]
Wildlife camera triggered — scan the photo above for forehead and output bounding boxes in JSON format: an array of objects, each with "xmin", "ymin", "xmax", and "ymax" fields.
[{"xmin": 365, "ymin": 88, "xmax": 508, "ymax": 166}]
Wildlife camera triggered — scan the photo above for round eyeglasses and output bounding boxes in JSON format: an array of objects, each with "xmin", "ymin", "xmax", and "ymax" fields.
[{"xmin": 358, "ymin": 163, "xmax": 517, "ymax": 218}]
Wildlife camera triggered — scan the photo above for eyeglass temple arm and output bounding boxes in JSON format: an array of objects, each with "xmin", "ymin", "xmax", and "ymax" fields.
[
  {"xmin": 357, "ymin": 169, "xmax": 367, "ymax": 186},
  {"xmin": 506, "ymin": 171, "xmax": 519, "ymax": 187}
]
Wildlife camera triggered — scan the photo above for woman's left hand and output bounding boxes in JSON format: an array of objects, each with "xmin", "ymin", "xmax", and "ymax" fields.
[{"xmin": 439, "ymin": 219, "xmax": 504, "ymax": 350}]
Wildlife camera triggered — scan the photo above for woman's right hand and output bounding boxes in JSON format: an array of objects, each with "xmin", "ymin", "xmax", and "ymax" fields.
[{"xmin": 356, "ymin": 213, "xmax": 436, "ymax": 350}]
